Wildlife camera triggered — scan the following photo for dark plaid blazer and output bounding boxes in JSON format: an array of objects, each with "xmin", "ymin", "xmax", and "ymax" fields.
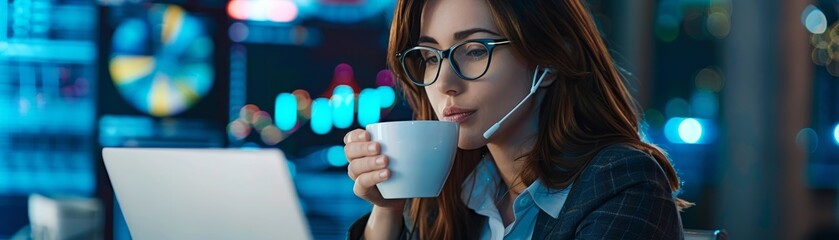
[{"xmin": 348, "ymin": 144, "xmax": 685, "ymax": 239}]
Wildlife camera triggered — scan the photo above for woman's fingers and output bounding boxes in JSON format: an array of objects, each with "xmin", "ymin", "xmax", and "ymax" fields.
[
  {"xmin": 343, "ymin": 129, "xmax": 379, "ymax": 161},
  {"xmin": 344, "ymin": 128, "xmax": 392, "ymax": 205},
  {"xmin": 353, "ymin": 169, "xmax": 390, "ymax": 199},
  {"xmin": 347, "ymin": 156, "xmax": 388, "ymax": 180},
  {"xmin": 343, "ymin": 129, "xmax": 370, "ymax": 144},
  {"xmin": 344, "ymin": 141, "xmax": 379, "ymax": 160}
]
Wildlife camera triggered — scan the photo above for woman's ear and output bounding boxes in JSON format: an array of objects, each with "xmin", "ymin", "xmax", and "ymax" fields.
[{"xmin": 540, "ymin": 67, "xmax": 559, "ymax": 87}]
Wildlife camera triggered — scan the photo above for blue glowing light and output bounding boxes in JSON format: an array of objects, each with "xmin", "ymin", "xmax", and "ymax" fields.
[
  {"xmin": 690, "ymin": 91, "xmax": 718, "ymax": 119},
  {"xmin": 665, "ymin": 117, "xmax": 707, "ymax": 144},
  {"xmin": 377, "ymin": 86, "xmax": 395, "ymax": 108},
  {"xmin": 802, "ymin": 5, "xmax": 827, "ymax": 34},
  {"xmin": 678, "ymin": 118, "xmax": 703, "ymax": 144},
  {"xmin": 331, "ymin": 85, "xmax": 355, "ymax": 129},
  {"xmin": 310, "ymin": 98, "xmax": 332, "ymax": 135},
  {"xmin": 327, "ymin": 145, "xmax": 348, "ymax": 167},
  {"xmin": 833, "ymin": 123, "xmax": 839, "ymax": 146},
  {"xmin": 299, "ymin": 0, "xmax": 393, "ymax": 24},
  {"xmin": 274, "ymin": 93, "xmax": 297, "ymax": 131},
  {"xmin": 358, "ymin": 88, "xmax": 381, "ymax": 127},
  {"xmin": 664, "ymin": 118, "xmax": 682, "ymax": 143}
]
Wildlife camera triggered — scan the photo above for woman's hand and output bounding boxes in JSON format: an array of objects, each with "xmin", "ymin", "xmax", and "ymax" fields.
[{"xmin": 343, "ymin": 129, "xmax": 406, "ymax": 211}]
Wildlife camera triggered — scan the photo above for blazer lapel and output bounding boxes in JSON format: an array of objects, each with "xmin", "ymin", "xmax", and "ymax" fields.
[{"xmin": 533, "ymin": 210, "xmax": 560, "ymax": 239}]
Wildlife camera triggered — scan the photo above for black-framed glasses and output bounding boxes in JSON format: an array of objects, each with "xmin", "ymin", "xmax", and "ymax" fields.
[{"xmin": 397, "ymin": 39, "xmax": 510, "ymax": 86}]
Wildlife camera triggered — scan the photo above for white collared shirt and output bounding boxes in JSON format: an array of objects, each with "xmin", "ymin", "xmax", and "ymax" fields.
[{"xmin": 460, "ymin": 155, "xmax": 572, "ymax": 240}]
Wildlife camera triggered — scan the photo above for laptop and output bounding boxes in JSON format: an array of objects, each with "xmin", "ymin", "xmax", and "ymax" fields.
[{"xmin": 102, "ymin": 148, "xmax": 312, "ymax": 240}]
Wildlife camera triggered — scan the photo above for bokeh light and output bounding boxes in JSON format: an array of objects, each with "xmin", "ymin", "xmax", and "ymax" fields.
[
  {"xmin": 327, "ymin": 145, "xmax": 348, "ymax": 167},
  {"xmin": 795, "ymin": 128, "xmax": 819, "ymax": 153},
  {"xmin": 333, "ymin": 64, "xmax": 355, "ymax": 85},
  {"xmin": 691, "ymin": 91, "xmax": 719, "ymax": 119},
  {"xmin": 665, "ymin": 98, "xmax": 690, "ymax": 118},
  {"xmin": 811, "ymin": 33, "xmax": 829, "ymax": 49},
  {"xmin": 247, "ymin": 0, "xmax": 269, "ymax": 21},
  {"xmin": 655, "ymin": 14, "xmax": 680, "ymax": 42},
  {"xmin": 227, "ymin": 119, "xmax": 251, "ymax": 140},
  {"xmin": 292, "ymin": 89, "xmax": 313, "ymax": 119},
  {"xmin": 655, "ymin": 0, "xmax": 732, "ymax": 41},
  {"xmin": 375, "ymin": 69, "xmax": 395, "ymax": 87},
  {"xmin": 833, "ymin": 123, "xmax": 839, "ymax": 146},
  {"xmin": 358, "ymin": 88, "xmax": 381, "ymax": 127},
  {"xmin": 802, "ymin": 5, "xmax": 827, "ymax": 34},
  {"xmin": 251, "ymin": 110, "xmax": 273, "ymax": 131},
  {"xmin": 665, "ymin": 118, "xmax": 682, "ymax": 143},
  {"xmin": 678, "ymin": 118, "xmax": 703, "ymax": 144},
  {"xmin": 228, "ymin": 22, "xmax": 249, "ymax": 43},
  {"xmin": 310, "ymin": 98, "xmax": 332, "ymax": 135},
  {"xmin": 228, "ymin": 103, "xmax": 295, "ymax": 145},
  {"xmin": 815, "ymin": 33, "xmax": 831, "ymax": 57},
  {"xmin": 240, "ymin": 104, "xmax": 259, "ymax": 124},
  {"xmin": 226, "ymin": 0, "xmax": 249, "ymax": 20},
  {"xmin": 643, "ymin": 109, "xmax": 666, "ymax": 128},
  {"xmin": 274, "ymin": 82, "xmax": 394, "ymax": 135},
  {"xmin": 827, "ymin": 22, "xmax": 839, "ymax": 48},
  {"xmin": 267, "ymin": 0, "xmax": 299, "ymax": 23},
  {"xmin": 694, "ymin": 67, "xmax": 725, "ymax": 92},
  {"xmin": 665, "ymin": 117, "xmax": 708, "ymax": 144},
  {"xmin": 706, "ymin": 11, "xmax": 730, "ymax": 39},
  {"xmin": 377, "ymin": 86, "xmax": 395, "ymax": 108},
  {"xmin": 260, "ymin": 125, "xmax": 283, "ymax": 145},
  {"xmin": 707, "ymin": 0, "xmax": 732, "ymax": 39},
  {"xmin": 331, "ymin": 85, "xmax": 355, "ymax": 129},
  {"xmin": 227, "ymin": 0, "xmax": 299, "ymax": 23},
  {"xmin": 810, "ymin": 22, "xmax": 839, "ymax": 76},
  {"xmin": 275, "ymin": 93, "xmax": 297, "ymax": 131},
  {"xmin": 812, "ymin": 47, "xmax": 830, "ymax": 66}
]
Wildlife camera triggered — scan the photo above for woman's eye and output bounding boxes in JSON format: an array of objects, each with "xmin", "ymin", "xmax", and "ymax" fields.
[
  {"xmin": 466, "ymin": 49, "xmax": 488, "ymax": 58},
  {"xmin": 425, "ymin": 56, "xmax": 440, "ymax": 65}
]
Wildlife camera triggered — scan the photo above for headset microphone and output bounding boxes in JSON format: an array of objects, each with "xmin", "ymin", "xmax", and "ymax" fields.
[{"xmin": 482, "ymin": 66, "xmax": 553, "ymax": 139}]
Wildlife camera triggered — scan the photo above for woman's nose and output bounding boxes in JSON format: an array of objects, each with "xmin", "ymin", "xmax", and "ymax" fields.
[{"xmin": 434, "ymin": 60, "xmax": 464, "ymax": 96}]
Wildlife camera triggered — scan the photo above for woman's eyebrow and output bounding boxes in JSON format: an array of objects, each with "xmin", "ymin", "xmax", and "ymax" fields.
[
  {"xmin": 417, "ymin": 36, "xmax": 438, "ymax": 45},
  {"xmin": 453, "ymin": 28, "xmax": 500, "ymax": 41},
  {"xmin": 416, "ymin": 28, "xmax": 500, "ymax": 45}
]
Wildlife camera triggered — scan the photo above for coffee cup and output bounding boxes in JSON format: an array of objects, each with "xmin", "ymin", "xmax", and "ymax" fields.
[{"xmin": 365, "ymin": 121, "xmax": 459, "ymax": 199}]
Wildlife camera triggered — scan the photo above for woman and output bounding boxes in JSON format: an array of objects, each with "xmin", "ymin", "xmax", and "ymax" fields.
[{"xmin": 343, "ymin": 0, "xmax": 691, "ymax": 239}]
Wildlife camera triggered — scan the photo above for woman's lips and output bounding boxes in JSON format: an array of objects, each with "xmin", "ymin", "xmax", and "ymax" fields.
[{"xmin": 442, "ymin": 111, "xmax": 476, "ymax": 123}]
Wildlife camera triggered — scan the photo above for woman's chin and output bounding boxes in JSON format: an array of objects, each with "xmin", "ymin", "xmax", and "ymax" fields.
[{"xmin": 457, "ymin": 135, "xmax": 487, "ymax": 150}]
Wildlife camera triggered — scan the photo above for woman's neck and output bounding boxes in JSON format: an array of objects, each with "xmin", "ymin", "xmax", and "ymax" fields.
[
  {"xmin": 487, "ymin": 121, "xmax": 538, "ymax": 227},
  {"xmin": 485, "ymin": 101, "xmax": 541, "ymax": 195},
  {"xmin": 487, "ymin": 136, "xmax": 535, "ymax": 195}
]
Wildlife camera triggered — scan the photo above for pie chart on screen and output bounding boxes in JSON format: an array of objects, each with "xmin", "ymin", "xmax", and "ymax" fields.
[{"xmin": 109, "ymin": 4, "xmax": 214, "ymax": 117}]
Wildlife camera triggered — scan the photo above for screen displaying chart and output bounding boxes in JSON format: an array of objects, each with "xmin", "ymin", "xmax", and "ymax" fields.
[{"xmin": 108, "ymin": 4, "xmax": 214, "ymax": 117}]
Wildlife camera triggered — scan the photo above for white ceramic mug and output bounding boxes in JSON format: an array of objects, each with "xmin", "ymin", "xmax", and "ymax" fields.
[{"xmin": 365, "ymin": 121, "xmax": 459, "ymax": 199}]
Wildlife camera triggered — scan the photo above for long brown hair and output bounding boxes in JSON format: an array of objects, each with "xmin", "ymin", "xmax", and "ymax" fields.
[{"xmin": 387, "ymin": 0, "xmax": 691, "ymax": 238}]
